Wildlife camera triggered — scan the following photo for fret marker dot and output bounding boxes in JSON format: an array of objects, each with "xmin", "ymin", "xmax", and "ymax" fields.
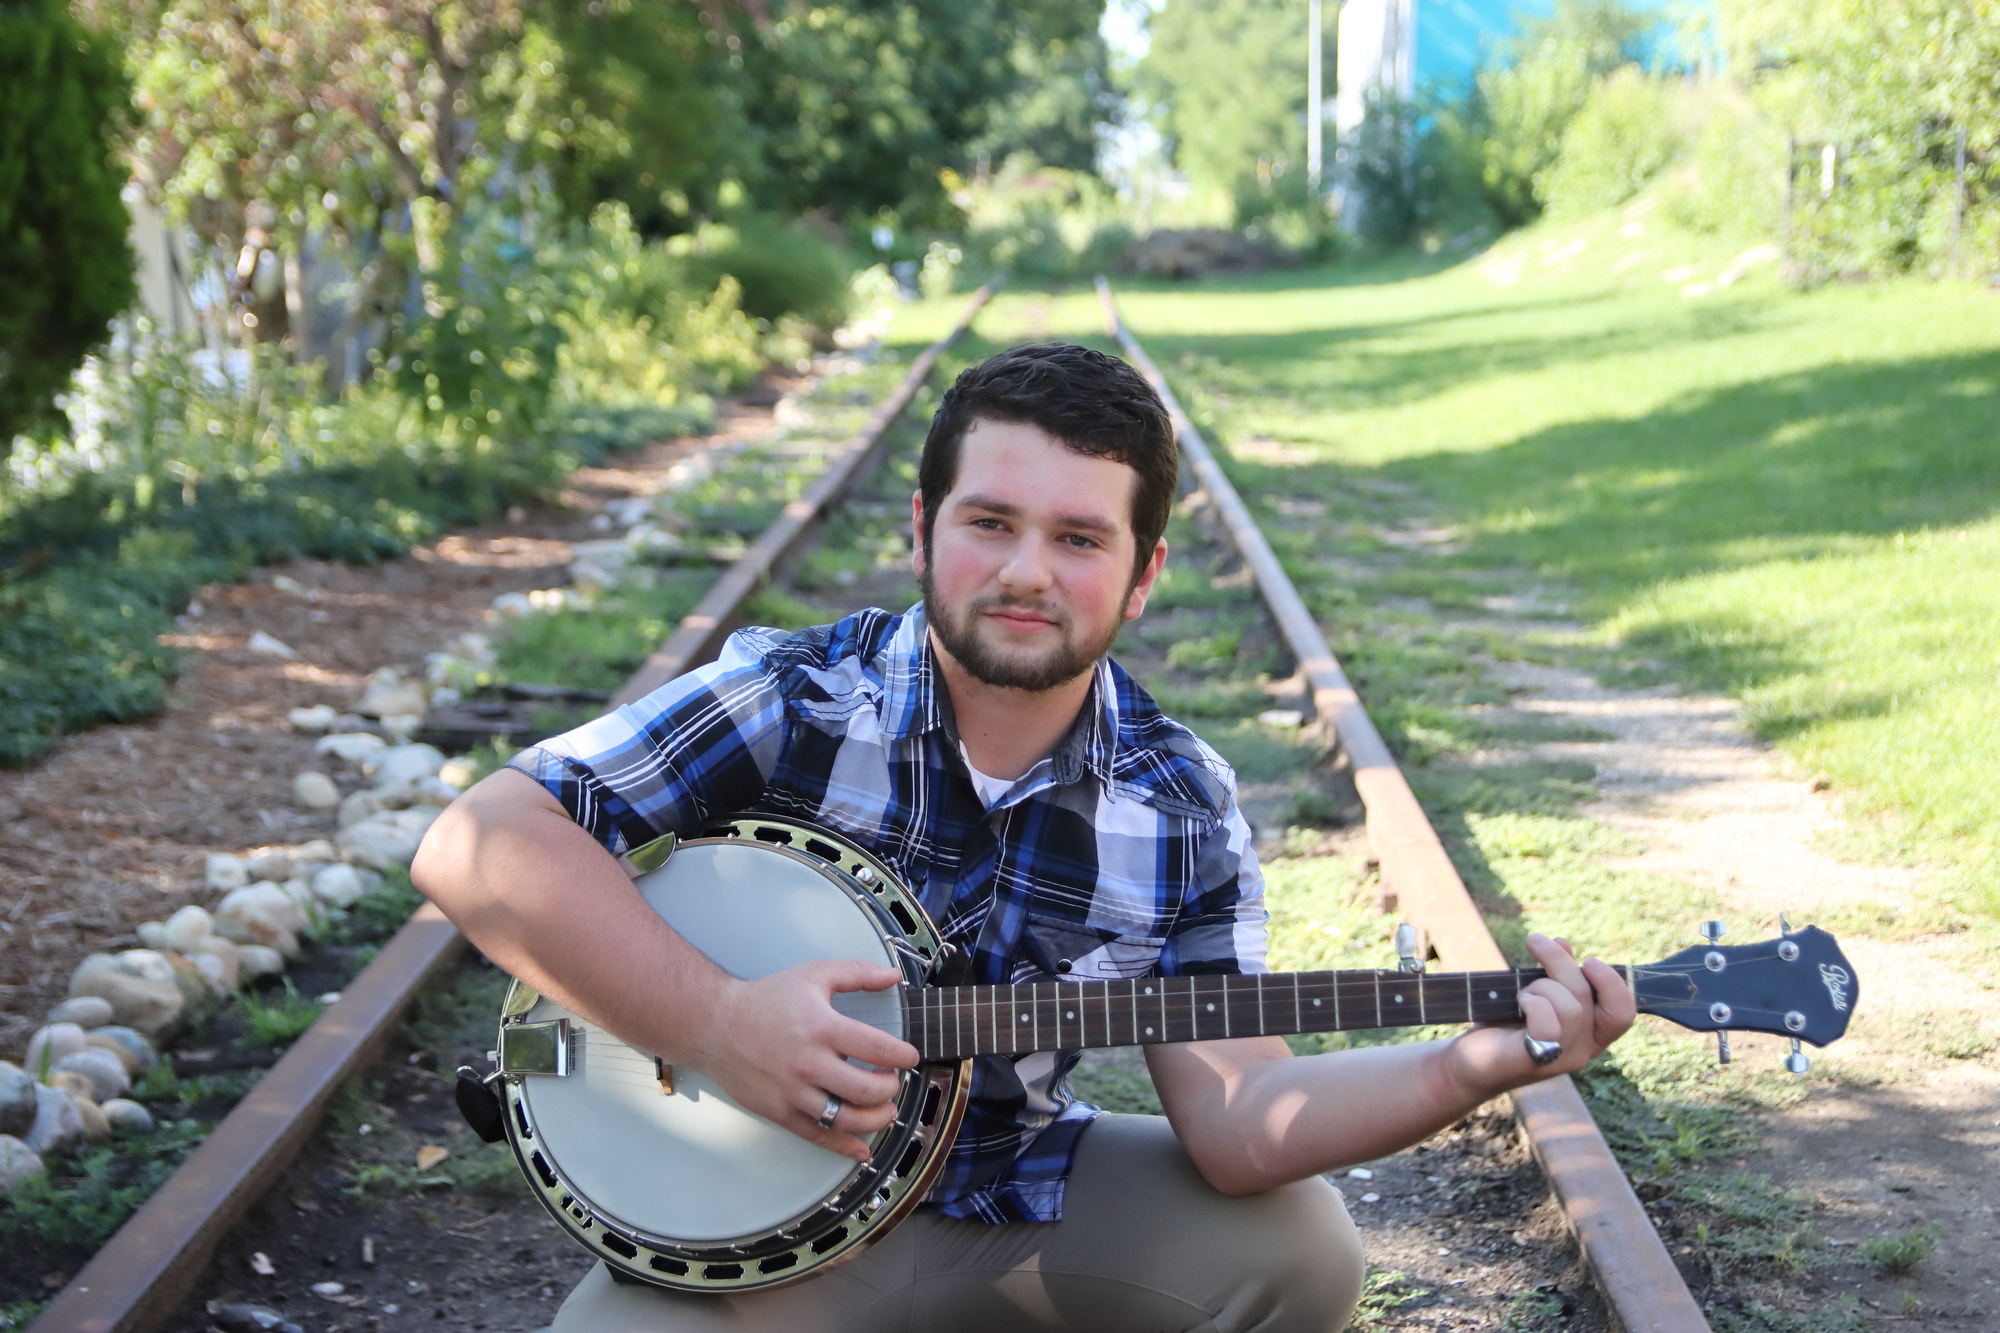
[
  {"xmin": 1206, "ymin": 1003, "xmax": 1216, "ymax": 1012},
  {"xmin": 1394, "ymin": 994, "xmax": 1403, "ymax": 1004},
  {"xmin": 1145, "ymin": 1026, "xmax": 1154, "ymax": 1036},
  {"xmin": 1144, "ymin": 987, "xmax": 1154, "ymax": 995},
  {"xmin": 1019, "ymin": 1014, "xmax": 1029, "ymax": 1023},
  {"xmin": 1065, "ymin": 1011, "xmax": 1074, "ymax": 1020},
  {"xmin": 1313, "ymin": 998, "xmax": 1322, "ymax": 1006},
  {"xmin": 1488, "ymin": 990, "xmax": 1498, "ymax": 1000}
]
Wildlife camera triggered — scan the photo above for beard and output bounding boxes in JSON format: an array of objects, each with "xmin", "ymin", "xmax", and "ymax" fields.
[{"xmin": 921, "ymin": 568, "xmax": 1125, "ymax": 692}]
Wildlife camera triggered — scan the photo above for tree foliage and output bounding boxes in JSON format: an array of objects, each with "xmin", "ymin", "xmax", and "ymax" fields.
[
  {"xmin": 0, "ymin": 0, "xmax": 136, "ymax": 443},
  {"xmin": 1137, "ymin": 0, "xmax": 1316, "ymax": 195}
]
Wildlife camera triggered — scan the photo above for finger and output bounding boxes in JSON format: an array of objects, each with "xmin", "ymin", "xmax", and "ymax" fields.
[
  {"xmin": 1526, "ymin": 932, "xmax": 1589, "ymax": 997},
  {"xmin": 809, "ymin": 1056, "xmax": 903, "ymax": 1109},
  {"xmin": 829, "ymin": 1017, "xmax": 920, "ymax": 1070},
  {"xmin": 814, "ymin": 958, "xmax": 906, "ymax": 994},
  {"xmin": 1516, "ymin": 990, "xmax": 1563, "ymax": 1042},
  {"xmin": 787, "ymin": 1103, "xmax": 894, "ymax": 1163},
  {"xmin": 1582, "ymin": 956, "xmax": 1638, "ymax": 1029},
  {"xmin": 1521, "ymin": 978, "xmax": 1583, "ymax": 1036},
  {"xmin": 1555, "ymin": 937, "xmax": 1577, "ymax": 958}
]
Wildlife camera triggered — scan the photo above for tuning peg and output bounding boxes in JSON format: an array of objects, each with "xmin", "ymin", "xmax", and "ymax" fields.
[
  {"xmin": 1779, "ymin": 912, "xmax": 1793, "ymax": 936},
  {"xmin": 1783, "ymin": 1038, "xmax": 1810, "ymax": 1075},
  {"xmin": 1699, "ymin": 919, "xmax": 1726, "ymax": 945},
  {"xmin": 1394, "ymin": 922, "xmax": 1424, "ymax": 975},
  {"xmin": 1715, "ymin": 1031, "xmax": 1732, "ymax": 1065}
]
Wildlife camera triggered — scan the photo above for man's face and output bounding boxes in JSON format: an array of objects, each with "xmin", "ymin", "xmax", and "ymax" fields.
[{"xmin": 913, "ymin": 418, "xmax": 1166, "ymax": 692}]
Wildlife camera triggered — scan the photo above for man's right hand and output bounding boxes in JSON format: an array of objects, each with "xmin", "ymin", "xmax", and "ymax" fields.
[{"xmin": 696, "ymin": 958, "xmax": 921, "ymax": 1162}]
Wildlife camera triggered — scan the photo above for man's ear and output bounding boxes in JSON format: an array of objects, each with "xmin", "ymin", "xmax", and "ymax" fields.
[
  {"xmin": 1123, "ymin": 538, "xmax": 1169, "ymax": 622},
  {"xmin": 910, "ymin": 489, "xmax": 926, "ymax": 578}
]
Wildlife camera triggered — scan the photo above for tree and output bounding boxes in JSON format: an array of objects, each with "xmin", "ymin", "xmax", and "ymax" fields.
[
  {"xmin": 1137, "ymin": 0, "xmax": 1313, "ymax": 196},
  {"xmin": 0, "ymin": 0, "xmax": 136, "ymax": 444}
]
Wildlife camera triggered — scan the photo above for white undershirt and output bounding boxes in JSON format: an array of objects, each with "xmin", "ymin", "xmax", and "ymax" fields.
[{"xmin": 958, "ymin": 743, "xmax": 1015, "ymax": 809}]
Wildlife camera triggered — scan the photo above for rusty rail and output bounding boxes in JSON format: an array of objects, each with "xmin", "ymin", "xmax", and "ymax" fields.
[
  {"xmin": 1095, "ymin": 276, "xmax": 1710, "ymax": 1333},
  {"xmin": 29, "ymin": 285, "xmax": 998, "ymax": 1333}
]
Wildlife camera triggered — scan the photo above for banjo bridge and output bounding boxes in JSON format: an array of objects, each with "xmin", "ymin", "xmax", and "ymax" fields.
[{"xmin": 656, "ymin": 1058, "xmax": 675, "ymax": 1095}]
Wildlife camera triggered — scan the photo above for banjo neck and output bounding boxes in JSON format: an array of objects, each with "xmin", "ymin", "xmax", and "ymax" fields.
[{"xmin": 904, "ymin": 966, "xmax": 1617, "ymax": 1061}]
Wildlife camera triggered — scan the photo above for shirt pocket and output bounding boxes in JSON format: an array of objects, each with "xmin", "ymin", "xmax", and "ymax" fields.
[{"xmin": 1021, "ymin": 911, "xmax": 1168, "ymax": 982}]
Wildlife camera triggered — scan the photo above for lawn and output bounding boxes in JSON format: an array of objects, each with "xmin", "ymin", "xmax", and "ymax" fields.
[{"xmin": 920, "ymin": 212, "xmax": 2000, "ymax": 908}]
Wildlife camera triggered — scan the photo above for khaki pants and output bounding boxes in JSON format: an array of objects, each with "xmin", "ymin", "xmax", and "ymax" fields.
[{"xmin": 553, "ymin": 1114, "xmax": 1365, "ymax": 1333}]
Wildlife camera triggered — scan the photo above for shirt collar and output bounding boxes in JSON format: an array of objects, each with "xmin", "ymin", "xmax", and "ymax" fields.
[{"xmin": 876, "ymin": 602, "xmax": 1119, "ymax": 790}]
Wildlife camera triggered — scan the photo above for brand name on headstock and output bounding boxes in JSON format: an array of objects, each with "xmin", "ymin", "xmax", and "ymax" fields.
[{"xmin": 1818, "ymin": 963, "xmax": 1852, "ymax": 1013}]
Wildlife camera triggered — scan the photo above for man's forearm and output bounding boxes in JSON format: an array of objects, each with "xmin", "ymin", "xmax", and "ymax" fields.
[
  {"xmin": 410, "ymin": 768, "xmax": 735, "ymax": 1071},
  {"xmin": 1147, "ymin": 1037, "xmax": 1486, "ymax": 1196}
]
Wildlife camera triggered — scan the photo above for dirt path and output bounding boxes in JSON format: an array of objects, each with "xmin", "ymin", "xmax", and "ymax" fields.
[
  {"xmin": 1480, "ymin": 649, "xmax": 2000, "ymax": 1327},
  {"xmin": 0, "ymin": 389, "xmax": 791, "ymax": 1054}
]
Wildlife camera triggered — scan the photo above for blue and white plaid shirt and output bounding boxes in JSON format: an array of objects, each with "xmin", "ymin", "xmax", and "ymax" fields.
[{"xmin": 508, "ymin": 604, "xmax": 1268, "ymax": 1223}]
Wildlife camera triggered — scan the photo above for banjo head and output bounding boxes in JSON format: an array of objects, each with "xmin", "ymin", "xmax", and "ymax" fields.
[{"xmin": 497, "ymin": 814, "xmax": 967, "ymax": 1293}]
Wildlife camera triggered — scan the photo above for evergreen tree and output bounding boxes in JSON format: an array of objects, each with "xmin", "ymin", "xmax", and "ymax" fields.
[{"xmin": 0, "ymin": 0, "xmax": 136, "ymax": 443}]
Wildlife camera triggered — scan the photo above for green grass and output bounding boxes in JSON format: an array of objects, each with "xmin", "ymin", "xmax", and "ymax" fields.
[
  {"xmin": 239, "ymin": 979, "xmax": 321, "ymax": 1046},
  {"xmin": 957, "ymin": 211, "xmax": 2000, "ymax": 910},
  {"xmin": 1861, "ymin": 1223, "xmax": 1942, "ymax": 1276}
]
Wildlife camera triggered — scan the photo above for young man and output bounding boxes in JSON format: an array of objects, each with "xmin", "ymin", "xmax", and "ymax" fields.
[{"xmin": 413, "ymin": 343, "xmax": 1635, "ymax": 1333}]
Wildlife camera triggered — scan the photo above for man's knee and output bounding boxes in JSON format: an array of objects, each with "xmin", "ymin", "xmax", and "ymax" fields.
[{"xmin": 1216, "ymin": 1178, "xmax": 1365, "ymax": 1333}]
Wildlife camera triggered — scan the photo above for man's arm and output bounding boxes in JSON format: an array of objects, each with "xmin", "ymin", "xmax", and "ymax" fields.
[
  {"xmin": 1146, "ymin": 933, "xmax": 1635, "ymax": 1196},
  {"xmin": 411, "ymin": 769, "xmax": 917, "ymax": 1162}
]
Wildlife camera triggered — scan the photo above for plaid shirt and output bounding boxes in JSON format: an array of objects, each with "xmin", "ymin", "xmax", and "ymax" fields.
[{"xmin": 508, "ymin": 604, "xmax": 1267, "ymax": 1223}]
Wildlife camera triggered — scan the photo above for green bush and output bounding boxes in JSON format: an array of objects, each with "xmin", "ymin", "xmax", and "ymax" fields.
[
  {"xmin": 959, "ymin": 155, "xmax": 1137, "ymax": 280},
  {"xmin": 1660, "ymin": 95, "xmax": 1788, "ymax": 236},
  {"xmin": 678, "ymin": 215, "xmax": 856, "ymax": 336},
  {"xmin": 1542, "ymin": 68, "xmax": 1685, "ymax": 219}
]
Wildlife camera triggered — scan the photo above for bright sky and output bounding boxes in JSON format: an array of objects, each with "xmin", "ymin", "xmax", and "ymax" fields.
[{"xmin": 1101, "ymin": 0, "xmax": 1158, "ymax": 65}]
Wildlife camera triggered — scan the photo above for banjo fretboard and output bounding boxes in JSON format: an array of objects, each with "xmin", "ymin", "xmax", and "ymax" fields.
[{"xmin": 905, "ymin": 966, "xmax": 1633, "ymax": 1061}]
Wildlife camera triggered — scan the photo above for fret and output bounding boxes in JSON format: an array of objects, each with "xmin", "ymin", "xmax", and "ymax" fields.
[
  {"xmin": 1255, "ymin": 974, "xmax": 1267, "ymax": 1037},
  {"xmin": 1417, "ymin": 973, "xmax": 1427, "ymax": 1024},
  {"xmin": 1372, "ymin": 969, "xmax": 1383, "ymax": 1028},
  {"xmin": 1292, "ymin": 972, "xmax": 1301, "ymax": 1035},
  {"xmin": 1463, "ymin": 971, "xmax": 1472, "ymax": 1027}
]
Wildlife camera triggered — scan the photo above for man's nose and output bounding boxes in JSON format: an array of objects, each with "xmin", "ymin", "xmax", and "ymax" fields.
[{"xmin": 996, "ymin": 533, "xmax": 1056, "ymax": 593}]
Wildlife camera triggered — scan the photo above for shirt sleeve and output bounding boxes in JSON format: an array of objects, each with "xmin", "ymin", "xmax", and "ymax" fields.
[
  {"xmin": 504, "ymin": 628, "xmax": 790, "ymax": 856},
  {"xmin": 1158, "ymin": 802, "xmax": 1269, "ymax": 977}
]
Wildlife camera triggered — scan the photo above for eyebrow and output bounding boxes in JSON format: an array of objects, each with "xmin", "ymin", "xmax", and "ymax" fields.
[{"xmin": 950, "ymin": 493, "xmax": 1121, "ymax": 536}]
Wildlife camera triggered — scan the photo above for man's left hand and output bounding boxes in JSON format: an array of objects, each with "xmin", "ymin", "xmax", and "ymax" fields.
[{"xmin": 1443, "ymin": 932, "xmax": 1636, "ymax": 1098}]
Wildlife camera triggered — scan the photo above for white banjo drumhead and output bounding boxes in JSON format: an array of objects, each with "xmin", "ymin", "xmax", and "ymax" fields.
[{"xmin": 518, "ymin": 839, "xmax": 903, "ymax": 1244}]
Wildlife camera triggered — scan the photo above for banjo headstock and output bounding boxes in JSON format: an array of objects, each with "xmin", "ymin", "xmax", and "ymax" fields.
[{"xmin": 1632, "ymin": 923, "xmax": 1856, "ymax": 1049}]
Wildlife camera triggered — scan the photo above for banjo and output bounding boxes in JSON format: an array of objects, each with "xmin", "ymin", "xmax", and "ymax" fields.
[{"xmin": 454, "ymin": 813, "xmax": 1856, "ymax": 1295}]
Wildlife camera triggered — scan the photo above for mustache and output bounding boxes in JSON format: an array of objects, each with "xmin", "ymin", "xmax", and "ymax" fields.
[{"xmin": 970, "ymin": 594, "xmax": 1069, "ymax": 625}]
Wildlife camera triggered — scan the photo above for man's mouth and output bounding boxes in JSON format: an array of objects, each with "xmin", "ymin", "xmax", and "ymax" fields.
[{"xmin": 983, "ymin": 606, "xmax": 1060, "ymax": 633}]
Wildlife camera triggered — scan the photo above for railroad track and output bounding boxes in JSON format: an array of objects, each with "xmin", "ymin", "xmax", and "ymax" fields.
[{"xmin": 30, "ymin": 280, "xmax": 1706, "ymax": 1333}]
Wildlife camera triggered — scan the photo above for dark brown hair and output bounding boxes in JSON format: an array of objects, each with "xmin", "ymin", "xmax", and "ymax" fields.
[{"xmin": 917, "ymin": 343, "xmax": 1179, "ymax": 581}]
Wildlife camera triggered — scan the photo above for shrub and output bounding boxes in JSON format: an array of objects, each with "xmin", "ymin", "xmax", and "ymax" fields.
[
  {"xmin": 1862, "ymin": 1223, "xmax": 1942, "ymax": 1275},
  {"xmin": 678, "ymin": 215, "xmax": 856, "ymax": 337},
  {"xmin": 1543, "ymin": 68, "xmax": 1686, "ymax": 219}
]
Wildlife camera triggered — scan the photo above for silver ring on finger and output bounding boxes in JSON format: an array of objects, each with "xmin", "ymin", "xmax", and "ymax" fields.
[
  {"xmin": 1523, "ymin": 1033, "xmax": 1563, "ymax": 1067},
  {"xmin": 816, "ymin": 1094, "xmax": 841, "ymax": 1130}
]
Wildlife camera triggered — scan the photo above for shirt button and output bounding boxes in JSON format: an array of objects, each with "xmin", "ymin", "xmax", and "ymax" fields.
[{"xmin": 1056, "ymin": 959, "xmax": 1073, "ymax": 974}]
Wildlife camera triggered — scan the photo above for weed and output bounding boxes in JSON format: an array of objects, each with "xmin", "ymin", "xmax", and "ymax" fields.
[
  {"xmin": 239, "ymin": 979, "xmax": 321, "ymax": 1046},
  {"xmin": 338, "ymin": 869, "xmax": 427, "ymax": 945},
  {"xmin": 1167, "ymin": 627, "xmax": 1245, "ymax": 672},
  {"xmin": 1862, "ymin": 1223, "xmax": 1942, "ymax": 1276},
  {"xmin": 1349, "ymin": 1266, "xmax": 1429, "ymax": 1329},
  {"xmin": 0, "ymin": 1122, "xmax": 208, "ymax": 1250},
  {"xmin": 1502, "ymin": 1288, "xmax": 1565, "ymax": 1331},
  {"xmin": 1707, "ymin": 1298, "xmax": 1866, "ymax": 1333},
  {"xmin": 0, "ymin": 1300, "xmax": 49, "ymax": 1330}
]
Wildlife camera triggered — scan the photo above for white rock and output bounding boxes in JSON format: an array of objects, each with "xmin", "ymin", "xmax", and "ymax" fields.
[
  {"xmin": 189, "ymin": 936, "xmax": 242, "ymax": 990},
  {"xmin": 437, "ymin": 757, "xmax": 480, "ymax": 791},
  {"xmin": 73, "ymin": 1093, "xmax": 110, "ymax": 1142},
  {"xmin": 163, "ymin": 905, "xmax": 215, "ymax": 954},
  {"xmin": 490, "ymin": 591, "xmax": 534, "ymax": 618},
  {"xmin": 115, "ymin": 949, "xmax": 178, "ymax": 987},
  {"xmin": 83, "ymin": 1031, "xmax": 139, "ymax": 1074},
  {"xmin": 290, "ymin": 839, "xmax": 337, "ymax": 863},
  {"xmin": 271, "ymin": 574, "xmax": 312, "ymax": 597},
  {"xmin": 136, "ymin": 920, "xmax": 170, "ymax": 950},
  {"xmin": 293, "ymin": 771, "xmax": 340, "ymax": 810},
  {"xmin": 315, "ymin": 732, "xmax": 385, "ymax": 764},
  {"xmin": 0, "ymin": 1134, "xmax": 43, "ymax": 1194},
  {"xmin": 287, "ymin": 705, "xmax": 338, "ymax": 733},
  {"xmin": 248, "ymin": 630, "xmax": 299, "ymax": 660},
  {"xmin": 1257, "ymin": 709, "xmax": 1306, "ymax": 729},
  {"xmin": 101, "ymin": 1099, "xmax": 156, "ymax": 1135},
  {"xmin": 310, "ymin": 863, "xmax": 367, "ymax": 908},
  {"xmin": 25, "ymin": 1024, "xmax": 88, "ymax": 1078},
  {"xmin": 366, "ymin": 744, "xmax": 445, "ymax": 786},
  {"xmin": 245, "ymin": 850, "xmax": 296, "ymax": 882},
  {"xmin": 53, "ymin": 1048, "xmax": 130, "ymax": 1103},
  {"xmin": 68, "ymin": 955, "xmax": 185, "ymax": 1040},
  {"xmin": 412, "ymin": 777, "xmax": 459, "ymax": 806},
  {"xmin": 190, "ymin": 952, "xmax": 230, "ymax": 994},
  {"xmin": 330, "ymin": 713, "xmax": 371, "ymax": 733},
  {"xmin": 429, "ymin": 686, "xmax": 461, "ymax": 706},
  {"xmin": 44, "ymin": 996, "xmax": 114, "ymax": 1029},
  {"xmin": 237, "ymin": 945, "xmax": 286, "ymax": 981},
  {"xmin": 337, "ymin": 807, "xmax": 442, "ymax": 870},
  {"xmin": 206, "ymin": 853, "xmax": 250, "ymax": 891},
  {"xmin": 379, "ymin": 714, "xmax": 423, "ymax": 743},
  {"xmin": 88, "ymin": 1027, "xmax": 158, "ymax": 1074},
  {"xmin": 211, "ymin": 905, "xmax": 300, "ymax": 960},
  {"xmin": 353, "ymin": 669, "xmax": 427, "ymax": 720},
  {"xmin": 24, "ymin": 1083, "xmax": 85, "ymax": 1157},
  {"xmin": 337, "ymin": 786, "xmax": 413, "ymax": 828},
  {"xmin": 0, "ymin": 1064, "xmax": 40, "ymax": 1137},
  {"xmin": 218, "ymin": 881, "xmax": 311, "ymax": 937}
]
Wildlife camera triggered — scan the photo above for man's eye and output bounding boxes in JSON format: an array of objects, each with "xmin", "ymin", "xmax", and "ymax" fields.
[{"xmin": 1064, "ymin": 534, "xmax": 1099, "ymax": 550}]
